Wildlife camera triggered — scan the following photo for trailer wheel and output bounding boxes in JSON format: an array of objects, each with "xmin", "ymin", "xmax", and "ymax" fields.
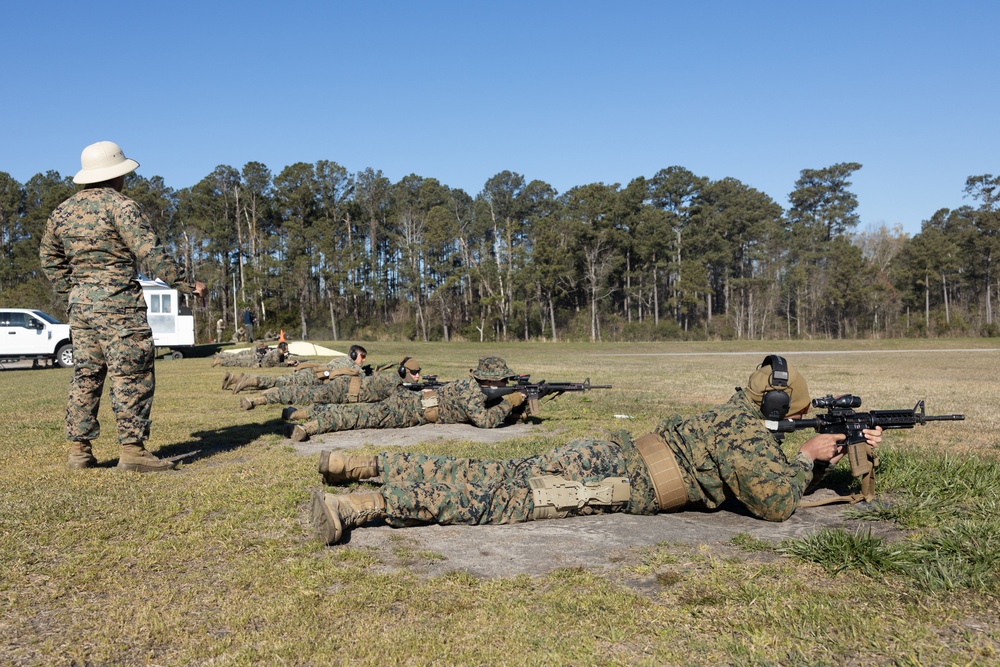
[
  {"xmin": 170, "ymin": 350, "xmax": 184, "ymax": 360},
  {"xmin": 56, "ymin": 344, "xmax": 74, "ymax": 368}
]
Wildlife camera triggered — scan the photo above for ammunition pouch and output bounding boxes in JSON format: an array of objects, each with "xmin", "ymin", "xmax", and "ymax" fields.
[
  {"xmin": 420, "ymin": 390, "xmax": 439, "ymax": 423},
  {"xmin": 347, "ymin": 375, "xmax": 362, "ymax": 403},
  {"xmin": 634, "ymin": 432, "xmax": 688, "ymax": 512},
  {"xmin": 529, "ymin": 475, "xmax": 631, "ymax": 520}
]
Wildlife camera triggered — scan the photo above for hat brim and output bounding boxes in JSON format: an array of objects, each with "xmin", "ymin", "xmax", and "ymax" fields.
[{"xmin": 73, "ymin": 158, "xmax": 139, "ymax": 185}]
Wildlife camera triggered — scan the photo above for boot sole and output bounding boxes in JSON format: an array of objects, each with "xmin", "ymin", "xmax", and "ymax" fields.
[{"xmin": 310, "ymin": 489, "xmax": 343, "ymax": 544}]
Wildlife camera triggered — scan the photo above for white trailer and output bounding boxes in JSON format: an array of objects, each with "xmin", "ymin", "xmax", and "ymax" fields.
[{"xmin": 140, "ymin": 277, "xmax": 195, "ymax": 358}]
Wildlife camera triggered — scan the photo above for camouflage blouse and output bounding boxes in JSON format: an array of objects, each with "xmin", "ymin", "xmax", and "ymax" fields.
[
  {"xmin": 618, "ymin": 391, "xmax": 814, "ymax": 521},
  {"xmin": 40, "ymin": 188, "xmax": 193, "ymax": 310}
]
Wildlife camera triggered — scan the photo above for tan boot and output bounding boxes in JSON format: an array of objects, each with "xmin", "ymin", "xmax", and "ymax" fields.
[
  {"xmin": 319, "ymin": 451, "xmax": 379, "ymax": 484},
  {"xmin": 284, "ymin": 421, "xmax": 316, "ymax": 442},
  {"xmin": 310, "ymin": 489, "xmax": 386, "ymax": 545},
  {"xmin": 232, "ymin": 374, "xmax": 260, "ymax": 394},
  {"xmin": 211, "ymin": 353, "xmax": 222, "ymax": 367},
  {"xmin": 68, "ymin": 441, "xmax": 97, "ymax": 469},
  {"xmin": 282, "ymin": 406, "xmax": 308, "ymax": 421},
  {"xmin": 221, "ymin": 372, "xmax": 240, "ymax": 390},
  {"xmin": 118, "ymin": 444, "xmax": 176, "ymax": 472},
  {"xmin": 238, "ymin": 396, "xmax": 265, "ymax": 410}
]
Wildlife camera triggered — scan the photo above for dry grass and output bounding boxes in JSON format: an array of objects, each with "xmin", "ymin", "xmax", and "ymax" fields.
[{"xmin": 1, "ymin": 339, "xmax": 998, "ymax": 665}]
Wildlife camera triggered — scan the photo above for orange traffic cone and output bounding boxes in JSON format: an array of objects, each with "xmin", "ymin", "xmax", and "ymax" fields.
[{"xmin": 278, "ymin": 329, "xmax": 286, "ymax": 343}]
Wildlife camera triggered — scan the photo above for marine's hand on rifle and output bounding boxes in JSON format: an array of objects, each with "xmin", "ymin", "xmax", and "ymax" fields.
[
  {"xmin": 504, "ymin": 391, "xmax": 526, "ymax": 408},
  {"xmin": 800, "ymin": 432, "xmax": 848, "ymax": 465},
  {"xmin": 799, "ymin": 426, "xmax": 883, "ymax": 465}
]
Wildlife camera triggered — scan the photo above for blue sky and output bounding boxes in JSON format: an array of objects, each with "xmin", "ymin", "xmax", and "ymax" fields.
[{"xmin": 3, "ymin": 1, "xmax": 997, "ymax": 236}]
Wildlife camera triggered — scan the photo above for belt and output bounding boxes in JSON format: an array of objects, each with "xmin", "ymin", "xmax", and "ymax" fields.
[{"xmin": 634, "ymin": 432, "xmax": 688, "ymax": 512}]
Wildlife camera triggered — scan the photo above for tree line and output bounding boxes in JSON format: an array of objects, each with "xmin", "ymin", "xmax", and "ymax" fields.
[{"xmin": 1, "ymin": 161, "xmax": 997, "ymax": 342}]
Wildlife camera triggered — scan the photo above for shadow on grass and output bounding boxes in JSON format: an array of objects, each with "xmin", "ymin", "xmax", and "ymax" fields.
[{"xmin": 153, "ymin": 418, "xmax": 286, "ymax": 465}]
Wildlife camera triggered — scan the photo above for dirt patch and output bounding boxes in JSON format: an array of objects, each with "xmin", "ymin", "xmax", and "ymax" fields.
[{"xmin": 292, "ymin": 424, "xmax": 903, "ymax": 578}]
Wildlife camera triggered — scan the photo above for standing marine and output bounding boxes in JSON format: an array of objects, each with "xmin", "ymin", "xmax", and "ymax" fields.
[{"xmin": 39, "ymin": 140, "xmax": 206, "ymax": 472}]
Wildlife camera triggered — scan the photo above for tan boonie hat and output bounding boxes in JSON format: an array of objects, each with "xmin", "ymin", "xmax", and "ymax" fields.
[
  {"xmin": 401, "ymin": 357, "xmax": 420, "ymax": 373},
  {"xmin": 744, "ymin": 359, "xmax": 811, "ymax": 417},
  {"xmin": 73, "ymin": 141, "xmax": 139, "ymax": 184},
  {"xmin": 469, "ymin": 356, "xmax": 517, "ymax": 381}
]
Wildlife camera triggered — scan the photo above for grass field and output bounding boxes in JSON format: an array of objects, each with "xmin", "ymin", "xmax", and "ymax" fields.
[{"xmin": 1, "ymin": 339, "xmax": 998, "ymax": 665}]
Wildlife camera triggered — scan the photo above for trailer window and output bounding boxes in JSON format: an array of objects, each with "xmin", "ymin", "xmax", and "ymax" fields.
[{"xmin": 149, "ymin": 294, "xmax": 173, "ymax": 314}]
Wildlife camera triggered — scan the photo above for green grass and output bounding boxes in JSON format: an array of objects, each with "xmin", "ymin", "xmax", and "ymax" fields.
[{"xmin": 1, "ymin": 340, "xmax": 998, "ymax": 665}]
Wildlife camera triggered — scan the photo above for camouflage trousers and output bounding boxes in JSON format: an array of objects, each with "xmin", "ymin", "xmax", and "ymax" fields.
[
  {"xmin": 313, "ymin": 392, "xmax": 424, "ymax": 433},
  {"xmin": 256, "ymin": 367, "xmax": 317, "ymax": 390},
  {"xmin": 217, "ymin": 354, "xmax": 262, "ymax": 368},
  {"xmin": 66, "ymin": 305, "xmax": 156, "ymax": 445},
  {"xmin": 376, "ymin": 440, "xmax": 628, "ymax": 526},
  {"xmin": 263, "ymin": 380, "xmax": 389, "ymax": 406}
]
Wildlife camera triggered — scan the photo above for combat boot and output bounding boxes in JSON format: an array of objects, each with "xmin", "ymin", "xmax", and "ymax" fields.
[
  {"xmin": 238, "ymin": 396, "xmax": 266, "ymax": 410},
  {"xmin": 211, "ymin": 353, "xmax": 223, "ymax": 367},
  {"xmin": 310, "ymin": 489, "xmax": 386, "ymax": 545},
  {"xmin": 118, "ymin": 444, "xmax": 176, "ymax": 473},
  {"xmin": 282, "ymin": 406, "xmax": 308, "ymax": 421},
  {"xmin": 318, "ymin": 451, "xmax": 379, "ymax": 484},
  {"xmin": 221, "ymin": 372, "xmax": 240, "ymax": 391},
  {"xmin": 68, "ymin": 441, "xmax": 97, "ymax": 469},
  {"xmin": 284, "ymin": 421, "xmax": 317, "ymax": 442},
  {"xmin": 232, "ymin": 374, "xmax": 261, "ymax": 394}
]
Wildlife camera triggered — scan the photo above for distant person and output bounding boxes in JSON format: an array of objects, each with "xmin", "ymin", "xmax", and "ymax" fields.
[
  {"xmin": 310, "ymin": 356, "xmax": 885, "ymax": 545},
  {"xmin": 242, "ymin": 307, "xmax": 255, "ymax": 342},
  {"xmin": 216, "ymin": 318, "xmax": 224, "ymax": 342},
  {"xmin": 39, "ymin": 140, "xmax": 206, "ymax": 472},
  {"xmin": 285, "ymin": 356, "xmax": 525, "ymax": 441}
]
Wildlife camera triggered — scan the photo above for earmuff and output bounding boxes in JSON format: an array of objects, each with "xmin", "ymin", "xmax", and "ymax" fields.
[
  {"xmin": 760, "ymin": 354, "xmax": 791, "ymax": 420},
  {"xmin": 349, "ymin": 345, "xmax": 366, "ymax": 362},
  {"xmin": 398, "ymin": 356, "xmax": 412, "ymax": 379}
]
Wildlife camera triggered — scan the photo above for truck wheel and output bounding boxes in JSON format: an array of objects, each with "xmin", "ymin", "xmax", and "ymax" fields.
[
  {"xmin": 170, "ymin": 350, "xmax": 184, "ymax": 360},
  {"xmin": 56, "ymin": 344, "xmax": 74, "ymax": 368}
]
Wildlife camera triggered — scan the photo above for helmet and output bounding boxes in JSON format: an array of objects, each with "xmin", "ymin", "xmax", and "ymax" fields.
[
  {"xmin": 469, "ymin": 356, "xmax": 517, "ymax": 381},
  {"xmin": 744, "ymin": 355, "xmax": 810, "ymax": 419},
  {"xmin": 73, "ymin": 141, "xmax": 139, "ymax": 185}
]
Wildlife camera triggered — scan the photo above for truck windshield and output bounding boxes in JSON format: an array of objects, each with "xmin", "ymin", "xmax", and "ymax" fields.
[{"xmin": 31, "ymin": 311, "xmax": 64, "ymax": 324}]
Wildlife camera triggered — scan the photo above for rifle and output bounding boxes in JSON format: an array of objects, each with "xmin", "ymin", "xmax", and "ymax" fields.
[
  {"xmin": 402, "ymin": 375, "xmax": 449, "ymax": 391},
  {"xmin": 769, "ymin": 394, "xmax": 965, "ymax": 505},
  {"xmin": 482, "ymin": 376, "xmax": 613, "ymax": 415}
]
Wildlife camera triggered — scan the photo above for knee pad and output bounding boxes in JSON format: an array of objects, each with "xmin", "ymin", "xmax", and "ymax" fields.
[{"xmin": 528, "ymin": 475, "xmax": 630, "ymax": 520}]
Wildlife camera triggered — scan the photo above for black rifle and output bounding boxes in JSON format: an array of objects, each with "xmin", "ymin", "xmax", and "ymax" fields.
[
  {"xmin": 770, "ymin": 394, "xmax": 965, "ymax": 504},
  {"xmin": 402, "ymin": 375, "xmax": 449, "ymax": 391},
  {"xmin": 481, "ymin": 376, "xmax": 613, "ymax": 415}
]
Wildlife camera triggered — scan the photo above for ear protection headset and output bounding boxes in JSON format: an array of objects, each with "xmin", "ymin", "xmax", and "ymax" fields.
[
  {"xmin": 349, "ymin": 345, "xmax": 366, "ymax": 362},
  {"xmin": 398, "ymin": 356, "xmax": 413, "ymax": 379},
  {"xmin": 760, "ymin": 354, "xmax": 791, "ymax": 420}
]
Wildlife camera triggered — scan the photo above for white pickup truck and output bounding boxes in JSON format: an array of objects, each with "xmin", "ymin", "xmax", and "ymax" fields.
[{"xmin": 0, "ymin": 308, "xmax": 74, "ymax": 368}]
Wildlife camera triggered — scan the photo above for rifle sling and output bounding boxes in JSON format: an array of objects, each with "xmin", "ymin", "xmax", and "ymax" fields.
[
  {"xmin": 634, "ymin": 432, "xmax": 688, "ymax": 512},
  {"xmin": 799, "ymin": 444, "xmax": 878, "ymax": 508}
]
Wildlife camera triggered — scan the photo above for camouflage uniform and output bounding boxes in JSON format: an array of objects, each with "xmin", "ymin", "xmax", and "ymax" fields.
[
  {"xmin": 216, "ymin": 347, "xmax": 289, "ymax": 368},
  {"xmin": 39, "ymin": 187, "xmax": 194, "ymax": 446},
  {"xmin": 309, "ymin": 377, "xmax": 516, "ymax": 434},
  {"xmin": 239, "ymin": 355, "xmax": 357, "ymax": 390},
  {"xmin": 257, "ymin": 369, "xmax": 401, "ymax": 406},
  {"xmin": 371, "ymin": 391, "xmax": 814, "ymax": 526}
]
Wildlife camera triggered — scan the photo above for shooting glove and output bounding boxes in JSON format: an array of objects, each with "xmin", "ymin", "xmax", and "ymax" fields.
[{"xmin": 504, "ymin": 391, "xmax": 526, "ymax": 408}]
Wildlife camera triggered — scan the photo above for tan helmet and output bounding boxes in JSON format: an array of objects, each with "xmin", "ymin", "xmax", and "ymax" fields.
[
  {"xmin": 73, "ymin": 141, "xmax": 139, "ymax": 184},
  {"xmin": 744, "ymin": 355, "xmax": 810, "ymax": 419}
]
